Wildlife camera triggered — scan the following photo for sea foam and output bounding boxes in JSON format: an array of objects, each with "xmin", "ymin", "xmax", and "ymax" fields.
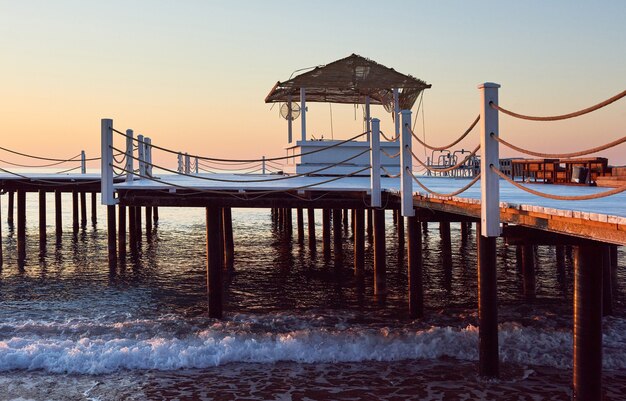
[{"xmin": 1, "ymin": 316, "xmax": 626, "ymax": 374}]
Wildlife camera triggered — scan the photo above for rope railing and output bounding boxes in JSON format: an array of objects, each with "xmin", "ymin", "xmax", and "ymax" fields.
[
  {"xmin": 408, "ymin": 167, "xmax": 481, "ymax": 198},
  {"xmin": 0, "ymin": 166, "xmax": 101, "ymax": 186},
  {"xmin": 490, "ymin": 90, "xmax": 626, "ymax": 121},
  {"xmin": 409, "ymin": 115, "xmax": 480, "ymax": 152},
  {"xmin": 492, "ymin": 133, "xmax": 626, "ymax": 159},
  {"xmin": 111, "ymin": 127, "xmax": 369, "ymax": 163},
  {"xmin": 491, "ymin": 166, "xmax": 626, "ymax": 200},
  {"xmin": 110, "ymin": 145, "xmax": 370, "ymax": 184},
  {"xmin": 0, "ymin": 148, "xmax": 82, "ymax": 164},
  {"xmin": 380, "ymin": 166, "xmax": 400, "ymax": 178},
  {"xmin": 380, "ymin": 130, "xmax": 399, "ymax": 142},
  {"xmin": 380, "ymin": 149, "xmax": 400, "ymax": 159},
  {"xmin": 410, "ymin": 145, "xmax": 481, "ymax": 174},
  {"xmin": 111, "ymin": 164, "xmax": 371, "ymax": 200}
]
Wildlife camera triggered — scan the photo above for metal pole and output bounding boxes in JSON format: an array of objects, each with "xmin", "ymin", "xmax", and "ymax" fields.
[
  {"xmin": 370, "ymin": 118, "xmax": 381, "ymax": 207},
  {"xmin": 478, "ymin": 83, "xmax": 501, "ymax": 237}
]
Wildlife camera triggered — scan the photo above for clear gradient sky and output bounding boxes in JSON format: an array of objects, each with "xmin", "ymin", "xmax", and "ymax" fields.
[{"xmin": 1, "ymin": 1, "xmax": 625, "ymax": 168}]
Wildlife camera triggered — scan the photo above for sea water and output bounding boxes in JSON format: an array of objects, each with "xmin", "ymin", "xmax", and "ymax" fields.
[{"xmin": 0, "ymin": 193, "xmax": 625, "ymax": 400}]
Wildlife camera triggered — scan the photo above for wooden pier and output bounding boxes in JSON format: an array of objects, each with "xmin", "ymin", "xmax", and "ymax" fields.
[{"xmin": 1, "ymin": 57, "xmax": 624, "ymax": 400}]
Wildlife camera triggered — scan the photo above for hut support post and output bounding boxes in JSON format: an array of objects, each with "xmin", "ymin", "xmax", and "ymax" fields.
[
  {"xmin": 72, "ymin": 191, "xmax": 79, "ymax": 233},
  {"xmin": 206, "ymin": 206, "xmax": 223, "ymax": 319},
  {"xmin": 602, "ymin": 245, "xmax": 613, "ymax": 316},
  {"xmin": 573, "ymin": 244, "xmax": 603, "ymax": 401},
  {"xmin": 333, "ymin": 208, "xmax": 342, "ymax": 260},
  {"xmin": 296, "ymin": 208, "xmax": 304, "ymax": 244},
  {"xmin": 400, "ymin": 110, "xmax": 414, "ymax": 217},
  {"xmin": 370, "ymin": 118, "xmax": 381, "ymax": 207},
  {"xmin": 91, "ymin": 192, "xmax": 97, "ymax": 226},
  {"xmin": 80, "ymin": 192, "xmax": 87, "ymax": 228}
]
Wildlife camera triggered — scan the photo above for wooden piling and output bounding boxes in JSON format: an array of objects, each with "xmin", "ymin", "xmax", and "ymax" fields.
[
  {"xmin": 573, "ymin": 244, "xmax": 603, "ymax": 401},
  {"xmin": 322, "ymin": 209, "xmax": 331, "ymax": 259},
  {"xmin": 17, "ymin": 190, "xmax": 26, "ymax": 262},
  {"xmin": 373, "ymin": 209, "xmax": 386, "ymax": 295},
  {"xmin": 296, "ymin": 208, "xmax": 304, "ymax": 244},
  {"xmin": 342, "ymin": 208, "xmax": 348, "ymax": 232},
  {"xmin": 610, "ymin": 245, "xmax": 618, "ymax": 271},
  {"xmin": 107, "ymin": 205, "xmax": 117, "ymax": 267},
  {"xmin": 477, "ymin": 227, "xmax": 499, "ymax": 378},
  {"xmin": 55, "ymin": 190, "xmax": 62, "ymax": 239},
  {"xmin": 128, "ymin": 206, "xmax": 137, "ymax": 249},
  {"xmin": 0, "ymin": 197, "xmax": 2, "ymax": 265},
  {"xmin": 521, "ymin": 244, "xmax": 536, "ymax": 300},
  {"xmin": 38, "ymin": 190, "xmax": 46, "ymax": 248},
  {"xmin": 461, "ymin": 221, "xmax": 469, "ymax": 240},
  {"xmin": 145, "ymin": 206, "xmax": 153, "ymax": 236},
  {"xmin": 91, "ymin": 192, "xmax": 97, "ymax": 226},
  {"xmin": 135, "ymin": 206, "xmax": 142, "ymax": 240},
  {"xmin": 153, "ymin": 207, "xmax": 159, "ymax": 224},
  {"xmin": 602, "ymin": 245, "xmax": 613, "ymax": 316},
  {"xmin": 422, "ymin": 221, "xmax": 428, "ymax": 234},
  {"xmin": 307, "ymin": 208, "xmax": 316, "ymax": 252},
  {"xmin": 285, "ymin": 208, "xmax": 292, "ymax": 236},
  {"xmin": 206, "ymin": 206, "xmax": 223, "ymax": 319},
  {"xmin": 72, "ymin": 191, "xmax": 79, "ymax": 234},
  {"xmin": 80, "ymin": 192, "xmax": 87, "ymax": 228},
  {"xmin": 222, "ymin": 207, "xmax": 234, "ymax": 269},
  {"xmin": 333, "ymin": 208, "xmax": 342, "ymax": 260},
  {"xmin": 354, "ymin": 209, "xmax": 365, "ymax": 276},
  {"xmin": 118, "ymin": 205, "xmax": 126, "ymax": 259},
  {"xmin": 408, "ymin": 215, "xmax": 423, "ymax": 318},
  {"xmin": 397, "ymin": 211, "xmax": 405, "ymax": 251},
  {"xmin": 366, "ymin": 209, "xmax": 373, "ymax": 240},
  {"xmin": 440, "ymin": 222, "xmax": 452, "ymax": 283},
  {"xmin": 7, "ymin": 190, "xmax": 14, "ymax": 226}
]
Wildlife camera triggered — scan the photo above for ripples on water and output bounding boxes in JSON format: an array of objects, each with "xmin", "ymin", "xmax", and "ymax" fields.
[{"xmin": 0, "ymin": 194, "xmax": 625, "ymax": 400}]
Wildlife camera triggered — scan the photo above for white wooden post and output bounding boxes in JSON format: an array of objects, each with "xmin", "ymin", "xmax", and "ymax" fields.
[
  {"xmin": 125, "ymin": 129, "xmax": 134, "ymax": 182},
  {"xmin": 137, "ymin": 134, "xmax": 145, "ymax": 179},
  {"xmin": 393, "ymin": 88, "xmax": 400, "ymax": 139},
  {"xmin": 370, "ymin": 118, "xmax": 381, "ymax": 207},
  {"xmin": 177, "ymin": 152, "xmax": 183, "ymax": 173},
  {"xmin": 100, "ymin": 118, "xmax": 116, "ymax": 205},
  {"xmin": 365, "ymin": 95, "xmax": 371, "ymax": 142},
  {"xmin": 479, "ymin": 82, "xmax": 501, "ymax": 237},
  {"xmin": 300, "ymin": 87, "xmax": 306, "ymax": 141},
  {"xmin": 287, "ymin": 95, "xmax": 293, "ymax": 144},
  {"xmin": 144, "ymin": 137, "xmax": 152, "ymax": 177},
  {"xmin": 184, "ymin": 153, "xmax": 190, "ymax": 174},
  {"xmin": 80, "ymin": 150, "xmax": 86, "ymax": 174},
  {"xmin": 262, "ymin": 156, "xmax": 266, "ymax": 174},
  {"xmin": 400, "ymin": 110, "xmax": 414, "ymax": 217}
]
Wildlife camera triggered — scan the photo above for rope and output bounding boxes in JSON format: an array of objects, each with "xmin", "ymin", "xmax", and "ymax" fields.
[
  {"xmin": 111, "ymin": 146, "xmax": 370, "ymax": 184},
  {"xmin": 111, "ymin": 127, "xmax": 369, "ymax": 163},
  {"xmin": 380, "ymin": 166, "xmax": 400, "ymax": 178},
  {"xmin": 0, "ymin": 147, "xmax": 82, "ymax": 163},
  {"xmin": 409, "ymin": 169, "xmax": 481, "ymax": 198},
  {"xmin": 410, "ymin": 145, "xmax": 481, "ymax": 173},
  {"xmin": 492, "ymin": 133, "xmax": 626, "ymax": 159},
  {"xmin": 55, "ymin": 166, "xmax": 81, "ymax": 174},
  {"xmin": 491, "ymin": 166, "xmax": 626, "ymax": 200},
  {"xmin": 490, "ymin": 90, "xmax": 626, "ymax": 121},
  {"xmin": 0, "ymin": 157, "xmax": 79, "ymax": 168},
  {"xmin": 0, "ymin": 166, "xmax": 101, "ymax": 186},
  {"xmin": 380, "ymin": 149, "xmax": 400, "ymax": 159},
  {"xmin": 380, "ymin": 130, "xmax": 399, "ymax": 142},
  {"xmin": 410, "ymin": 115, "xmax": 480, "ymax": 151}
]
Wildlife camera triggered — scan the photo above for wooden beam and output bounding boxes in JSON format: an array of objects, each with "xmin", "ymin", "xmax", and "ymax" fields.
[
  {"xmin": 206, "ymin": 205, "xmax": 223, "ymax": 319},
  {"xmin": 407, "ymin": 215, "xmax": 423, "ymax": 318},
  {"xmin": 477, "ymin": 226, "xmax": 499, "ymax": 378},
  {"xmin": 354, "ymin": 209, "xmax": 365, "ymax": 276},
  {"xmin": 373, "ymin": 209, "xmax": 386, "ymax": 295}
]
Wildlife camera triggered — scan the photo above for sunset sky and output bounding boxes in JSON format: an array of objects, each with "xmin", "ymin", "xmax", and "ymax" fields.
[{"xmin": 1, "ymin": 1, "xmax": 625, "ymax": 169}]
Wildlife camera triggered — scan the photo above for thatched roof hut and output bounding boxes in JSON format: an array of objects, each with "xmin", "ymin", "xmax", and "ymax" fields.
[{"xmin": 265, "ymin": 54, "xmax": 431, "ymax": 111}]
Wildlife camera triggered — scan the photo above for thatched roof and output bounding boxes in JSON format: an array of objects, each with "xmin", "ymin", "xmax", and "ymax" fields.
[{"xmin": 265, "ymin": 54, "xmax": 431, "ymax": 110}]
